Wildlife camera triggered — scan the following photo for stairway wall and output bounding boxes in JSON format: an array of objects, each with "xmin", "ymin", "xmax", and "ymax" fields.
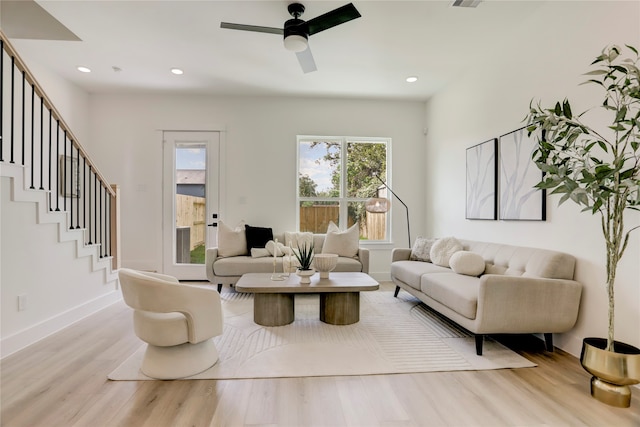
[{"xmin": 0, "ymin": 176, "xmax": 120, "ymax": 358}]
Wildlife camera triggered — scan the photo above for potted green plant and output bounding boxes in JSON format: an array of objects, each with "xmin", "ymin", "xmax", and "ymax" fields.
[
  {"xmin": 526, "ymin": 44, "xmax": 640, "ymax": 408},
  {"xmin": 294, "ymin": 242, "xmax": 315, "ymax": 284}
]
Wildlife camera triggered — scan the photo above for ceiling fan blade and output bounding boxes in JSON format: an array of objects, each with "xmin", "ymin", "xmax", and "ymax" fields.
[
  {"xmin": 296, "ymin": 47, "xmax": 317, "ymax": 74},
  {"xmin": 306, "ymin": 3, "xmax": 361, "ymax": 36},
  {"xmin": 220, "ymin": 22, "xmax": 283, "ymax": 35}
]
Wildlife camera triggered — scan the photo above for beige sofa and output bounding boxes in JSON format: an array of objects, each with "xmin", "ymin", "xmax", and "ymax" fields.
[
  {"xmin": 390, "ymin": 239, "xmax": 582, "ymax": 355},
  {"xmin": 206, "ymin": 233, "xmax": 369, "ymax": 292}
]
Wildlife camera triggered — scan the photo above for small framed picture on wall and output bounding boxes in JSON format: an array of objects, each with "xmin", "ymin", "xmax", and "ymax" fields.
[{"xmin": 59, "ymin": 155, "xmax": 81, "ymax": 198}]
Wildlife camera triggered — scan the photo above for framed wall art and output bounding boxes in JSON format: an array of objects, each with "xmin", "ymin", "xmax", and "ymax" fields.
[
  {"xmin": 466, "ymin": 138, "xmax": 497, "ymax": 220},
  {"xmin": 59, "ymin": 155, "xmax": 81, "ymax": 198},
  {"xmin": 498, "ymin": 127, "xmax": 546, "ymax": 221}
]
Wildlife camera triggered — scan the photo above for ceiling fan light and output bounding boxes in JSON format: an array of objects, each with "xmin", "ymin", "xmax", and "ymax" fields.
[{"xmin": 284, "ymin": 34, "xmax": 308, "ymax": 52}]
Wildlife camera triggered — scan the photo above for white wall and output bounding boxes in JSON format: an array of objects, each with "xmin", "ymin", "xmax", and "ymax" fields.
[
  {"xmin": 86, "ymin": 95, "xmax": 426, "ymax": 278},
  {"xmin": 425, "ymin": 1, "xmax": 640, "ymax": 356}
]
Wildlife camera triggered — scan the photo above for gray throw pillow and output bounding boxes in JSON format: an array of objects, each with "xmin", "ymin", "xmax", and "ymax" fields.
[{"xmin": 410, "ymin": 237, "xmax": 438, "ymax": 262}]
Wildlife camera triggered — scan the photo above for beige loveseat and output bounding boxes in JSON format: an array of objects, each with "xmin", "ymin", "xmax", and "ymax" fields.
[
  {"xmin": 390, "ymin": 239, "xmax": 582, "ymax": 355},
  {"xmin": 206, "ymin": 233, "xmax": 370, "ymax": 292}
]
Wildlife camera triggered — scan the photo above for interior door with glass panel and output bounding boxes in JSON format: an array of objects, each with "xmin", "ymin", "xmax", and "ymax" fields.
[{"xmin": 163, "ymin": 131, "xmax": 219, "ymax": 280}]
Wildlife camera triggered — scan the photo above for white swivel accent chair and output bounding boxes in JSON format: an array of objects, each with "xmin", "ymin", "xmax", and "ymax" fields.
[{"xmin": 118, "ymin": 268, "xmax": 223, "ymax": 379}]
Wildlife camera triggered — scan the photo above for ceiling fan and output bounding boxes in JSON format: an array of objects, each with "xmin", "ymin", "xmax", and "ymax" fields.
[{"xmin": 220, "ymin": 2, "xmax": 361, "ymax": 74}]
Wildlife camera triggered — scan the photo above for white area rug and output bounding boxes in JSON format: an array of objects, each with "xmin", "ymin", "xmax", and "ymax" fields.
[{"xmin": 108, "ymin": 290, "xmax": 535, "ymax": 380}]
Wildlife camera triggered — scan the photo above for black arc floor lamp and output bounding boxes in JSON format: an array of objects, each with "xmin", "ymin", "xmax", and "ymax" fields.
[{"xmin": 365, "ymin": 174, "xmax": 411, "ymax": 247}]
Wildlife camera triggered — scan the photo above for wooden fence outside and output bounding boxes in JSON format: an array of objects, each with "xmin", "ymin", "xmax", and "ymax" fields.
[
  {"xmin": 299, "ymin": 205, "xmax": 386, "ymax": 240},
  {"xmin": 176, "ymin": 195, "xmax": 206, "ymax": 250}
]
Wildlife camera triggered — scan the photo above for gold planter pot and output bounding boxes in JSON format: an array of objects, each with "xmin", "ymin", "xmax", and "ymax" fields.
[{"xmin": 580, "ymin": 337, "xmax": 640, "ymax": 408}]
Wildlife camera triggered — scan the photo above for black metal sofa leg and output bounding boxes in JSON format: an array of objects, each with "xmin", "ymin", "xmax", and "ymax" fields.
[
  {"xmin": 393, "ymin": 286, "xmax": 400, "ymax": 297},
  {"xmin": 217, "ymin": 284, "xmax": 222, "ymax": 293},
  {"xmin": 544, "ymin": 333, "xmax": 554, "ymax": 352},
  {"xmin": 475, "ymin": 334, "xmax": 483, "ymax": 356}
]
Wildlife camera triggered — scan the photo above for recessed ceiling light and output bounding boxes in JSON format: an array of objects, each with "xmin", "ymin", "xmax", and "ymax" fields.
[
  {"xmin": 77, "ymin": 66, "xmax": 91, "ymax": 73},
  {"xmin": 171, "ymin": 68, "xmax": 184, "ymax": 75},
  {"xmin": 406, "ymin": 76, "xmax": 418, "ymax": 83}
]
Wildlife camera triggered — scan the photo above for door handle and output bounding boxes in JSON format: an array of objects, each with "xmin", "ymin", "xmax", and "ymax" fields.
[{"xmin": 208, "ymin": 222, "xmax": 218, "ymax": 227}]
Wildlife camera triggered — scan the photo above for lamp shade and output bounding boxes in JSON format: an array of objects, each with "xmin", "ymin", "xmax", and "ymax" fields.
[
  {"xmin": 284, "ymin": 34, "xmax": 308, "ymax": 52},
  {"xmin": 365, "ymin": 197, "xmax": 390, "ymax": 213}
]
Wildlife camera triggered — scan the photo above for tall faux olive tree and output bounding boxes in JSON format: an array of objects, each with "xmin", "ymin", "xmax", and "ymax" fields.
[{"xmin": 526, "ymin": 45, "xmax": 640, "ymax": 352}]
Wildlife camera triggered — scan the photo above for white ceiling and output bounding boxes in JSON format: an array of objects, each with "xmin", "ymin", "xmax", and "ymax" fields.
[{"xmin": 2, "ymin": 0, "xmax": 547, "ymax": 100}]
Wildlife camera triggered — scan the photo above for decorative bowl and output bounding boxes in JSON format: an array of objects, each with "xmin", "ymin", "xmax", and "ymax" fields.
[
  {"xmin": 296, "ymin": 268, "xmax": 315, "ymax": 284},
  {"xmin": 313, "ymin": 253, "xmax": 339, "ymax": 279}
]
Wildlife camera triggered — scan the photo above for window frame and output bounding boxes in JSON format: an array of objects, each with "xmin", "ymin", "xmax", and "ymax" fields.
[{"xmin": 296, "ymin": 135, "xmax": 392, "ymax": 244}]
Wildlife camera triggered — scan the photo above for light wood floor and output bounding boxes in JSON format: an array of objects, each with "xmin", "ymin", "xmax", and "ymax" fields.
[{"xmin": 2, "ymin": 284, "xmax": 639, "ymax": 427}]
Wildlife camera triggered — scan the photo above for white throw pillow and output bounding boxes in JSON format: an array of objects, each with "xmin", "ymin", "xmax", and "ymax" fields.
[
  {"xmin": 217, "ymin": 220, "xmax": 247, "ymax": 257},
  {"xmin": 284, "ymin": 231, "xmax": 313, "ymax": 250},
  {"xmin": 410, "ymin": 237, "xmax": 438, "ymax": 262},
  {"xmin": 322, "ymin": 221, "xmax": 359, "ymax": 258},
  {"xmin": 265, "ymin": 240, "xmax": 287, "ymax": 257},
  {"xmin": 449, "ymin": 251, "xmax": 485, "ymax": 276},
  {"xmin": 250, "ymin": 248, "xmax": 270, "ymax": 258},
  {"xmin": 429, "ymin": 236, "xmax": 463, "ymax": 267}
]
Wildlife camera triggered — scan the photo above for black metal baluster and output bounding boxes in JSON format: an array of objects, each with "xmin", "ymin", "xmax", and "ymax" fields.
[
  {"xmin": 39, "ymin": 96, "xmax": 44, "ymax": 190},
  {"xmin": 75, "ymin": 148, "xmax": 80, "ymax": 229},
  {"xmin": 55, "ymin": 121, "xmax": 60, "ymax": 211},
  {"xmin": 48, "ymin": 109, "xmax": 52, "ymax": 210},
  {"xmin": 94, "ymin": 173, "xmax": 98, "ymax": 249},
  {"xmin": 21, "ymin": 70, "xmax": 25, "ymax": 166},
  {"xmin": 63, "ymin": 130, "xmax": 67, "ymax": 212},
  {"xmin": 1, "ymin": 40, "xmax": 4, "ymax": 162},
  {"xmin": 106, "ymin": 190, "xmax": 110, "ymax": 256},
  {"xmin": 10, "ymin": 56, "xmax": 15, "ymax": 163},
  {"xmin": 29, "ymin": 83, "xmax": 34, "ymax": 188},
  {"xmin": 69, "ymin": 143, "xmax": 74, "ymax": 229},
  {"xmin": 88, "ymin": 165, "xmax": 92, "ymax": 244},
  {"xmin": 83, "ymin": 157, "xmax": 86, "ymax": 234},
  {"xmin": 99, "ymin": 183, "xmax": 103, "ymax": 257}
]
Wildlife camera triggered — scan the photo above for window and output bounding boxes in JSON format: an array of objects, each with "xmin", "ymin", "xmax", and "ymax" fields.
[{"xmin": 297, "ymin": 136, "xmax": 390, "ymax": 241}]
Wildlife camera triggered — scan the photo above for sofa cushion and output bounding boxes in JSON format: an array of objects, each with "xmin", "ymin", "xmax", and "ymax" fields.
[
  {"xmin": 391, "ymin": 260, "xmax": 451, "ymax": 290},
  {"xmin": 322, "ymin": 221, "xmax": 359, "ymax": 258},
  {"xmin": 449, "ymin": 251, "xmax": 485, "ymax": 276},
  {"xmin": 331, "ymin": 257, "xmax": 364, "ymax": 272},
  {"xmin": 430, "ymin": 237, "xmax": 463, "ymax": 267},
  {"xmin": 214, "ymin": 256, "xmax": 280, "ymax": 276},
  {"xmin": 421, "ymin": 273, "xmax": 479, "ymax": 320},
  {"xmin": 410, "ymin": 237, "xmax": 438, "ymax": 262},
  {"xmin": 217, "ymin": 220, "xmax": 247, "ymax": 257}
]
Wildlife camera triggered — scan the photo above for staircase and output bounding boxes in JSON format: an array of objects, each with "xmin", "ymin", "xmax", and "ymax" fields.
[
  {"xmin": 2, "ymin": 162, "xmax": 118, "ymax": 282},
  {"xmin": 1, "ymin": 30, "xmax": 121, "ymax": 357}
]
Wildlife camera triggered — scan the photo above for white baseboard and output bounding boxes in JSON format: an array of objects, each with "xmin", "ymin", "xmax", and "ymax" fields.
[{"xmin": 0, "ymin": 290, "xmax": 122, "ymax": 359}]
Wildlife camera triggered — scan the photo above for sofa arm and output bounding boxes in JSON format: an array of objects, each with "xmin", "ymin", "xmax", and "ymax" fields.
[
  {"xmin": 204, "ymin": 248, "xmax": 219, "ymax": 283},
  {"xmin": 475, "ymin": 275, "xmax": 583, "ymax": 334},
  {"xmin": 358, "ymin": 247, "xmax": 370, "ymax": 274},
  {"xmin": 392, "ymin": 248, "xmax": 412, "ymax": 262}
]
